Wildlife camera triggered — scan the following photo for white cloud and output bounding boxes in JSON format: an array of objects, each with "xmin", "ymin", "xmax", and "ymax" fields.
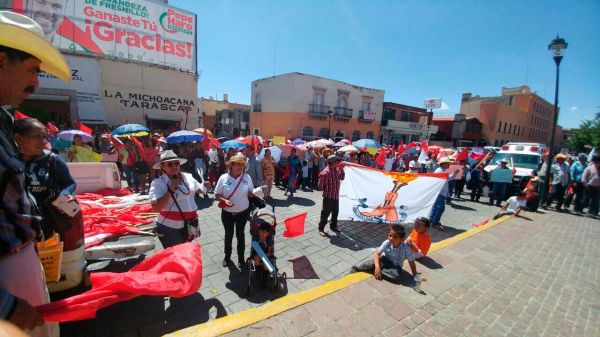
[
  {"xmin": 435, "ymin": 102, "xmax": 450, "ymax": 111},
  {"xmin": 570, "ymin": 106, "xmax": 578, "ymax": 111}
]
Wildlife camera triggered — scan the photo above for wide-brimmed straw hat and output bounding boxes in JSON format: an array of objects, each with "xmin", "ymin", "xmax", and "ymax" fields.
[
  {"xmin": 153, "ymin": 150, "xmax": 187, "ymax": 169},
  {"xmin": 555, "ymin": 153, "xmax": 567, "ymax": 160},
  {"xmin": 438, "ymin": 157, "xmax": 451, "ymax": 165},
  {"xmin": 0, "ymin": 11, "xmax": 70, "ymax": 82},
  {"xmin": 226, "ymin": 154, "xmax": 247, "ymax": 167}
]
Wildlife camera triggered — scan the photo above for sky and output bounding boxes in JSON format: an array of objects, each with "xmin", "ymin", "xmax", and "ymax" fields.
[{"xmin": 171, "ymin": 0, "xmax": 600, "ymax": 128}]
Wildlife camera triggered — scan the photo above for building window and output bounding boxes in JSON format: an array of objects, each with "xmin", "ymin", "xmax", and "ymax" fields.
[
  {"xmin": 401, "ymin": 110, "xmax": 411, "ymax": 122},
  {"xmin": 302, "ymin": 127, "xmax": 313, "ymax": 137},
  {"xmin": 319, "ymin": 128, "xmax": 329, "ymax": 138},
  {"xmin": 508, "ymin": 123, "xmax": 512, "ymax": 134},
  {"xmin": 498, "ymin": 121, "xmax": 502, "ymax": 132},
  {"xmin": 335, "ymin": 130, "xmax": 345, "ymax": 138},
  {"xmin": 366, "ymin": 131, "xmax": 374, "ymax": 139},
  {"xmin": 337, "ymin": 90, "xmax": 349, "ymax": 108},
  {"xmin": 352, "ymin": 130, "xmax": 361, "ymax": 141},
  {"xmin": 312, "ymin": 87, "xmax": 326, "ymax": 113},
  {"xmin": 503, "ymin": 122, "xmax": 507, "ymax": 133},
  {"xmin": 362, "ymin": 96, "xmax": 372, "ymax": 112}
]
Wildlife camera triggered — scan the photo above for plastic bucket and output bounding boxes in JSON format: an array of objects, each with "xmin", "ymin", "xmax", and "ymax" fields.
[{"xmin": 47, "ymin": 245, "xmax": 86, "ymax": 293}]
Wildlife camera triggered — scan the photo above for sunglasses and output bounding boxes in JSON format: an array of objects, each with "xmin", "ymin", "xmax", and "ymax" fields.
[{"xmin": 164, "ymin": 161, "xmax": 180, "ymax": 167}]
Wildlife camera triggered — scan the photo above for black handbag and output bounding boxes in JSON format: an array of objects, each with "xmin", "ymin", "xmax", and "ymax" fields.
[{"xmin": 44, "ymin": 154, "xmax": 74, "ymax": 234}]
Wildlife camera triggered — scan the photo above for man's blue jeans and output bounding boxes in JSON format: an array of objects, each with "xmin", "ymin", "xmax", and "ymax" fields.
[{"xmin": 429, "ymin": 194, "xmax": 446, "ymax": 225}]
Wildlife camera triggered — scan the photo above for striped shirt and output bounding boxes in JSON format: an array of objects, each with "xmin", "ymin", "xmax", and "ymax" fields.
[{"xmin": 318, "ymin": 166, "xmax": 345, "ymax": 200}]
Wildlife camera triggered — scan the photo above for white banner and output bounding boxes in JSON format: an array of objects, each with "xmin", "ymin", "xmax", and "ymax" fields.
[
  {"xmin": 13, "ymin": 0, "xmax": 196, "ymax": 72},
  {"xmin": 38, "ymin": 55, "xmax": 107, "ymax": 123},
  {"xmin": 339, "ymin": 164, "xmax": 446, "ymax": 224},
  {"xmin": 363, "ymin": 111, "xmax": 376, "ymax": 120},
  {"xmin": 424, "ymin": 98, "xmax": 442, "ymax": 110}
]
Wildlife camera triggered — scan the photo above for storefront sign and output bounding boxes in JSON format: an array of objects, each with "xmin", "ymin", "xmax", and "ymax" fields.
[
  {"xmin": 408, "ymin": 122, "xmax": 423, "ymax": 130},
  {"xmin": 39, "ymin": 55, "xmax": 106, "ymax": 123},
  {"xmin": 103, "ymin": 90, "xmax": 195, "ymax": 113},
  {"xmin": 272, "ymin": 136, "xmax": 286, "ymax": 145},
  {"xmin": 13, "ymin": 0, "xmax": 197, "ymax": 72}
]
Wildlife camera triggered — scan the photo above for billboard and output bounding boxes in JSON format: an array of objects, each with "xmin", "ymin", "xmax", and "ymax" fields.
[
  {"xmin": 424, "ymin": 98, "xmax": 442, "ymax": 110},
  {"xmin": 13, "ymin": 0, "xmax": 197, "ymax": 72},
  {"xmin": 362, "ymin": 111, "xmax": 376, "ymax": 120},
  {"xmin": 39, "ymin": 55, "xmax": 107, "ymax": 123}
]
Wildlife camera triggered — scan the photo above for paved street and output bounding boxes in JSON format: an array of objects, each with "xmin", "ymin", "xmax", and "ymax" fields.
[
  {"xmin": 223, "ymin": 209, "xmax": 600, "ymax": 337},
  {"xmin": 60, "ymin": 185, "xmax": 521, "ymax": 337}
]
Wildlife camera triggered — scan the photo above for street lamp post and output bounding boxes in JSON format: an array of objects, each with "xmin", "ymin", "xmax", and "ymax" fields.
[
  {"xmin": 540, "ymin": 35, "xmax": 567, "ymax": 205},
  {"xmin": 327, "ymin": 110, "xmax": 333, "ymax": 139}
]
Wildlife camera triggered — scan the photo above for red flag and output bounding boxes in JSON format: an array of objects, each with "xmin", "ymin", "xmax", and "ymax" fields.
[
  {"xmin": 455, "ymin": 147, "xmax": 469, "ymax": 162},
  {"xmin": 400, "ymin": 142, "xmax": 419, "ymax": 156},
  {"xmin": 109, "ymin": 135, "xmax": 124, "ymax": 150},
  {"xmin": 202, "ymin": 128, "xmax": 210, "ymax": 149},
  {"xmin": 420, "ymin": 140, "xmax": 429, "ymax": 153},
  {"xmin": 36, "ymin": 243, "xmax": 202, "ymax": 322},
  {"xmin": 399, "ymin": 140, "xmax": 405, "ymax": 152},
  {"xmin": 252, "ymin": 135, "xmax": 259, "ymax": 154},
  {"xmin": 79, "ymin": 122, "xmax": 93, "ymax": 135},
  {"xmin": 283, "ymin": 212, "xmax": 307, "ymax": 238},
  {"xmin": 46, "ymin": 122, "xmax": 59, "ymax": 136},
  {"xmin": 14, "ymin": 110, "xmax": 30, "ymax": 120},
  {"xmin": 263, "ymin": 138, "xmax": 268, "ymax": 147},
  {"xmin": 375, "ymin": 148, "xmax": 387, "ymax": 167},
  {"xmin": 391, "ymin": 143, "xmax": 396, "ymax": 152}
]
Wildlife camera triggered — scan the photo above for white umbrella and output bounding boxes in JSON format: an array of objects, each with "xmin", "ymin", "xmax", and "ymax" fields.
[
  {"xmin": 57, "ymin": 130, "xmax": 94, "ymax": 143},
  {"xmin": 258, "ymin": 146, "xmax": 283, "ymax": 163},
  {"xmin": 334, "ymin": 141, "xmax": 347, "ymax": 147},
  {"xmin": 338, "ymin": 145, "xmax": 359, "ymax": 153}
]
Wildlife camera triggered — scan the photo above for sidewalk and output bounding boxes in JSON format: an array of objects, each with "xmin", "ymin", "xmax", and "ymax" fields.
[{"xmin": 214, "ymin": 211, "xmax": 600, "ymax": 337}]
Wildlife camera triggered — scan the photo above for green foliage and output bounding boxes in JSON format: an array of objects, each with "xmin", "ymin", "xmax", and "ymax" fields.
[{"xmin": 567, "ymin": 119, "xmax": 600, "ymax": 153}]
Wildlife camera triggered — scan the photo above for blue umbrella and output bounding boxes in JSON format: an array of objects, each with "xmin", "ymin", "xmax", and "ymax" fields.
[
  {"xmin": 219, "ymin": 139, "xmax": 246, "ymax": 150},
  {"xmin": 292, "ymin": 138, "xmax": 305, "ymax": 145},
  {"xmin": 353, "ymin": 138, "xmax": 382, "ymax": 149},
  {"xmin": 112, "ymin": 124, "xmax": 149, "ymax": 135},
  {"xmin": 166, "ymin": 130, "xmax": 204, "ymax": 144}
]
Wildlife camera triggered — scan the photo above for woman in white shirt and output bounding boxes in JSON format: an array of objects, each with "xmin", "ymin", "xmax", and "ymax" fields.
[
  {"xmin": 215, "ymin": 154, "xmax": 255, "ymax": 268},
  {"xmin": 149, "ymin": 150, "xmax": 210, "ymax": 248}
]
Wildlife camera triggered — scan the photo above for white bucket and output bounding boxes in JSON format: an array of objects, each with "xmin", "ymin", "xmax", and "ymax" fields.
[{"xmin": 47, "ymin": 245, "xmax": 86, "ymax": 293}]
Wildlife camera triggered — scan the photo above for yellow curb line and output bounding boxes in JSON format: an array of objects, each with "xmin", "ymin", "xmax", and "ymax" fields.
[{"xmin": 165, "ymin": 215, "xmax": 511, "ymax": 337}]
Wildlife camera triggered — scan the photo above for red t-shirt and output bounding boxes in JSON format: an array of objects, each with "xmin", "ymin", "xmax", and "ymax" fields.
[{"xmin": 409, "ymin": 229, "xmax": 431, "ymax": 256}]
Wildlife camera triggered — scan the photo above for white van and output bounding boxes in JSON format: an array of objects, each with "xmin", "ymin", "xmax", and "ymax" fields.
[
  {"xmin": 484, "ymin": 142, "xmax": 546, "ymax": 182},
  {"xmin": 67, "ymin": 162, "xmax": 121, "ymax": 194}
]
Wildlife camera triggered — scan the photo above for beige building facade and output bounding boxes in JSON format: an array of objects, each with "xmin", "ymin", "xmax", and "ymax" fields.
[{"xmin": 250, "ymin": 72, "xmax": 384, "ymax": 140}]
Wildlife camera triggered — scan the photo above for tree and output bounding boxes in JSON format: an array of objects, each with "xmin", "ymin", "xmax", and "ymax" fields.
[{"xmin": 567, "ymin": 119, "xmax": 600, "ymax": 153}]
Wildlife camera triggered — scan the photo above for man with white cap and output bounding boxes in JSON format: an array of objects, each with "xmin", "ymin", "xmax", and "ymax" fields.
[{"xmin": 0, "ymin": 10, "xmax": 71, "ymax": 337}]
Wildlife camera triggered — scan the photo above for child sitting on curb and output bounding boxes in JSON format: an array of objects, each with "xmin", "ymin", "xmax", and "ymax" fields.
[
  {"xmin": 493, "ymin": 191, "xmax": 526, "ymax": 220},
  {"xmin": 405, "ymin": 217, "xmax": 432, "ymax": 259},
  {"xmin": 351, "ymin": 225, "xmax": 418, "ymax": 284}
]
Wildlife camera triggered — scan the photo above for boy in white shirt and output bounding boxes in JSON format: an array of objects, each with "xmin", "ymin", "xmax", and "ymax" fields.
[{"xmin": 494, "ymin": 191, "xmax": 526, "ymax": 219}]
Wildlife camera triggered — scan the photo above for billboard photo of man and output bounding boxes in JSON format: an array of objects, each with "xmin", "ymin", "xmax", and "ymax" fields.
[{"xmin": 21, "ymin": 0, "xmax": 65, "ymax": 43}]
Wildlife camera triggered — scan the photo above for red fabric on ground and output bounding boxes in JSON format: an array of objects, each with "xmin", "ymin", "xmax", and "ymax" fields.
[
  {"xmin": 37, "ymin": 243, "xmax": 203, "ymax": 322},
  {"xmin": 92, "ymin": 188, "xmax": 132, "ymax": 197},
  {"xmin": 283, "ymin": 212, "xmax": 307, "ymax": 238}
]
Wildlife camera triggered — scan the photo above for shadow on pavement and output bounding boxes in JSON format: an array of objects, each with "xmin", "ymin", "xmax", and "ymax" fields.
[
  {"xmin": 288, "ymin": 255, "xmax": 319, "ymax": 279},
  {"xmin": 416, "ymin": 256, "xmax": 443, "ymax": 269},
  {"xmin": 429, "ymin": 226, "xmax": 466, "ymax": 243},
  {"xmin": 269, "ymin": 196, "xmax": 316, "ymax": 207},
  {"xmin": 447, "ymin": 202, "xmax": 477, "ymax": 211},
  {"xmin": 338, "ymin": 220, "xmax": 389, "ymax": 249}
]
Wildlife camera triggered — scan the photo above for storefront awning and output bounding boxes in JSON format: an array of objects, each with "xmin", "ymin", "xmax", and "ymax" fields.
[{"xmin": 146, "ymin": 114, "xmax": 182, "ymax": 122}]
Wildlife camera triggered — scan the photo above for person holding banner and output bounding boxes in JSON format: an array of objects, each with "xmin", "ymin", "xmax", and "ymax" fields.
[
  {"xmin": 489, "ymin": 159, "xmax": 513, "ymax": 207},
  {"xmin": 317, "ymin": 155, "xmax": 345, "ymax": 236},
  {"xmin": 428, "ymin": 157, "xmax": 457, "ymax": 231}
]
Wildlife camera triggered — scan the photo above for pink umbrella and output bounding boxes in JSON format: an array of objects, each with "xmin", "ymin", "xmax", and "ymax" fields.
[
  {"xmin": 278, "ymin": 144, "xmax": 306, "ymax": 160},
  {"xmin": 340, "ymin": 139, "xmax": 351, "ymax": 145}
]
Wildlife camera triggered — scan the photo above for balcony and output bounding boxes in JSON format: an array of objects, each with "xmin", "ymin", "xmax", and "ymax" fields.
[
  {"xmin": 253, "ymin": 104, "xmax": 261, "ymax": 112},
  {"xmin": 334, "ymin": 107, "xmax": 353, "ymax": 119},
  {"xmin": 309, "ymin": 104, "xmax": 330, "ymax": 119},
  {"xmin": 359, "ymin": 110, "xmax": 375, "ymax": 123}
]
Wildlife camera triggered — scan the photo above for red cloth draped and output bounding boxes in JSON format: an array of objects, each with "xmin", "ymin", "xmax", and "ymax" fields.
[
  {"xmin": 37, "ymin": 243, "xmax": 203, "ymax": 322},
  {"xmin": 46, "ymin": 122, "xmax": 59, "ymax": 136},
  {"xmin": 79, "ymin": 122, "xmax": 93, "ymax": 135},
  {"xmin": 455, "ymin": 147, "xmax": 469, "ymax": 162}
]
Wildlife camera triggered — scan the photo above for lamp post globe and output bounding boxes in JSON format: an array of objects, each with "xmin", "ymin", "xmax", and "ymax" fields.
[{"xmin": 541, "ymin": 35, "xmax": 567, "ymax": 207}]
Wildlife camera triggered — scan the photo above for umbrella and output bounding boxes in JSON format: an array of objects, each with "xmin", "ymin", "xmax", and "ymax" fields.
[
  {"xmin": 219, "ymin": 139, "xmax": 246, "ymax": 150},
  {"xmin": 58, "ymin": 130, "xmax": 94, "ymax": 143},
  {"xmin": 334, "ymin": 141, "xmax": 347, "ymax": 147},
  {"xmin": 192, "ymin": 128, "xmax": 214, "ymax": 137},
  {"xmin": 277, "ymin": 144, "xmax": 306, "ymax": 160},
  {"xmin": 166, "ymin": 130, "xmax": 204, "ymax": 144},
  {"xmin": 319, "ymin": 138, "xmax": 335, "ymax": 146},
  {"xmin": 338, "ymin": 145, "xmax": 359, "ymax": 153},
  {"xmin": 112, "ymin": 124, "xmax": 149, "ymax": 135},
  {"xmin": 257, "ymin": 146, "xmax": 283, "ymax": 163},
  {"xmin": 353, "ymin": 138, "xmax": 382, "ymax": 149},
  {"xmin": 339, "ymin": 139, "xmax": 351, "ymax": 145},
  {"xmin": 292, "ymin": 138, "xmax": 305, "ymax": 145}
]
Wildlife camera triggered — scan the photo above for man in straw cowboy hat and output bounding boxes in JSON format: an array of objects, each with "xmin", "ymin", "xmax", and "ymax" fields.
[
  {"xmin": 0, "ymin": 10, "xmax": 71, "ymax": 337},
  {"xmin": 149, "ymin": 150, "xmax": 211, "ymax": 248}
]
